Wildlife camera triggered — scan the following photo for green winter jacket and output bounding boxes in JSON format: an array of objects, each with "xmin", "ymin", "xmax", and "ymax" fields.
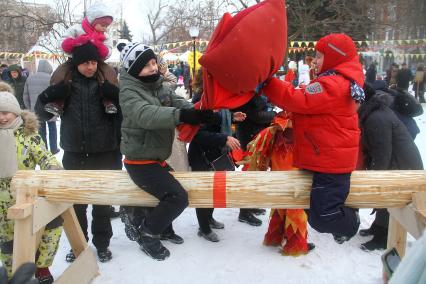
[
  {"xmin": 119, "ymin": 70, "xmax": 192, "ymax": 161},
  {"xmin": 0, "ymin": 111, "xmax": 61, "ymax": 203}
]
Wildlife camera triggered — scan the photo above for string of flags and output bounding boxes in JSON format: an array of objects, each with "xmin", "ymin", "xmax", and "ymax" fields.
[{"xmin": 1, "ymin": 38, "xmax": 424, "ymax": 61}]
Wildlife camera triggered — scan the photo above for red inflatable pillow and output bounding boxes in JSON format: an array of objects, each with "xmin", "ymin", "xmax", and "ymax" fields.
[{"xmin": 199, "ymin": 0, "xmax": 287, "ymax": 94}]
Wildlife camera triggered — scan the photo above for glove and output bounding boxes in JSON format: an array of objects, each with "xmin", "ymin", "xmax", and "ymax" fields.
[
  {"xmin": 39, "ymin": 81, "xmax": 70, "ymax": 103},
  {"xmin": 100, "ymin": 80, "xmax": 119, "ymax": 102},
  {"xmin": 0, "ymin": 262, "xmax": 39, "ymax": 284},
  {"xmin": 179, "ymin": 108, "xmax": 215, "ymax": 125}
]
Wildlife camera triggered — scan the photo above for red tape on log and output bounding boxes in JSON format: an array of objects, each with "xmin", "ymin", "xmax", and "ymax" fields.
[{"xmin": 213, "ymin": 171, "xmax": 226, "ymax": 208}]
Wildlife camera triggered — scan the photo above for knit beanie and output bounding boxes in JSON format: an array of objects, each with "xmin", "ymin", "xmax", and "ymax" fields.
[
  {"xmin": 91, "ymin": 16, "xmax": 113, "ymax": 27},
  {"xmin": 118, "ymin": 42, "xmax": 157, "ymax": 78},
  {"xmin": 0, "ymin": 91, "xmax": 21, "ymax": 115},
  {"xmin": 71, "ymin": 42, "xmax": 100, "ymax": 66},
  {"xmin": 315, "ymin": 33, "xmax": 358, "ymax": 73}
]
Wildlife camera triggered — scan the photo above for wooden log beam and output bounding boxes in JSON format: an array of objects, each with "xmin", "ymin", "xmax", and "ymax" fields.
[{"xmin": 11, "ymin": 170, "xmax": 426, "ymax": 208}]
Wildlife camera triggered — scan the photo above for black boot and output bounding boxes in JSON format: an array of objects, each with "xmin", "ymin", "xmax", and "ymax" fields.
[
  {"xmin": 198, "ymin": 229, "xmax": 220, "ymax": 242},
  {"xmin": 137, "ymin": 221, "xmax": 170, "ymax": 261},
  {"xmin": 238, "ymin": 212, "xmax": 262, "ymax": 226},
  {"xmin": 308, "ymin": 243, "xmax": 315, "ymax": 251},
  {"xmin": 97, "ymin": 248, "xmax": 113, "ymax": 262},
  {"xmin": 120, "ymin": 206, "xmax": 144, "ymax": 242},
  {"xmin": 360, "ymin": 227, "xmax": 387, "ymax": 251}
]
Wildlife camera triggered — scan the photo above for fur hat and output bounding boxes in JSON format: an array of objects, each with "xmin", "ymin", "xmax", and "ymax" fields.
[
  {"xmin": 315, "ymin": 33, "xmax": 358, "ymax": 73},
  {"xmin": 71, "ymin": 42, "xmax": 100, "ymax": 66},
  {"xmin": 118, "ymin": 42, "xmax": 156, "ymax": 78},
  {"xmin": 0, "ymin": 91, "xmax": 21, "ymax": 115},
  {"xmin": 0, "ymin": 82, "xmax": 15, "ymax": 94}
]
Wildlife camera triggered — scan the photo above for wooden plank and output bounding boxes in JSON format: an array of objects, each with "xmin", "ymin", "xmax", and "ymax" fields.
[
  {"xmin": 32, "ymin": 198, "xmax": 71, "ymax": 234},
  {"xmin": 54, "ymin": 247, "xmax": 99, "ymax": 284},
  {"xmin": 387, "ymin": 216, "xmax": 407, "ymax": 257},
  {"xmin": 11, "ymin": 187, "xmax": 37, "ymax": 273},
  {"xmin": 61, "ymin": 207, "xmax": 88, "ymax": 257},
  {"xmin": 7, "ymin": 203, "xmax": 33, "ymax": 219},
  {"xmin": 388, "ymin": 205, "xmax": 425, "ymax": 239},
  {"xmin": 412, "ymin": 192, "xmax": 426, "ymax": 211},
  {"xmin": 11, "ymin": 170, "xmax": 426, "ymax": 208}
]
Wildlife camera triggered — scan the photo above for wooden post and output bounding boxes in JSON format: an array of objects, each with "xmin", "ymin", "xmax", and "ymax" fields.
[
  {"xmin": 61, "ymin": 207, "xmax": 88, "ymax": 258},
  {"xmin": 11, "ymin": 187, "xmax": 37, "ymax": 273},
  {"xmin": 387, "ymin": 216, "xmax": 407, "ymax": 258}
]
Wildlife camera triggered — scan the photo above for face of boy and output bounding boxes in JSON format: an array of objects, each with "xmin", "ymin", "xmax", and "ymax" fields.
[
  {"xmin": 0, "ymin": 111, "xmax": 17, "ymax": 127},
  {"xmin": 77, "ymin": 60, "xmax": 98, "ymax": 78},
  {"xmin": 10, "ymin": 71, "xmax": 19, "ymax": 79},
  {"xmin": 94, "ymin": 23, "xmax": 109, "ymax": 33},
  {"xmin": 313, "ymin": 52, "xmax": 324, "ymax": 74},
  {"xmin": 138, "ymin": 59, "xmax": 158, "ymax": 77}
]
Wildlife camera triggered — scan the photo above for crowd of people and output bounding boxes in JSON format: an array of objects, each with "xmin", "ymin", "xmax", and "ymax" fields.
[{"xmin": 0, "ymin": 2, "xmax": 426, "ymax": 283}]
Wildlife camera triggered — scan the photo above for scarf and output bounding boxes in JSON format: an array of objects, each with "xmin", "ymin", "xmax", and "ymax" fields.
[
  {"xmin": 318, "ymin": 70, "xmax": 365, "ymax": 103},
  {"xmin": 0, "ymin": 116, "xmax": 23, "ymax": 178}
]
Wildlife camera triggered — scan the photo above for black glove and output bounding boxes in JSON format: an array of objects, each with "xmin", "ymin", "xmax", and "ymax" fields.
[
  {"xmin": 179, "ymin": 108, "xmax": 215, "ymax": 125},
  {"xmin": 39, "ymin": 81, "xmax": 70, "ymax": 103},
  {"xmin": 0, "ymin": 262, "xmax": 39, "ymax": 284},
  {"xmin": 100, "ymin": 80, "xmax": 119, "ymax": 102}
]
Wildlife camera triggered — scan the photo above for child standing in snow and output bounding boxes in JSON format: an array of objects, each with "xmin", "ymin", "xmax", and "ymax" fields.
[
  {"xmin": 44, "ymin": 3, "xmax": 117, "ymax": 116},
  {"xmin": 118, "ymin": 42, "xmax": 215, "ymax": 260},
  {"xmin": 0, "ymin": 88, "xmax": 62, "ymax": 283},
  {"xmin": 261, "ymin": 33, "xmax": 364, "ymax": 243}
]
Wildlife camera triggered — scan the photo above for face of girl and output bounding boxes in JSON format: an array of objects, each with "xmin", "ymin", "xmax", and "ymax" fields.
[
  {"xmin": 313, "ymin": 51, "xmax": 324, "ymax": 74},
  {"xmin": 138, "ymin": 59, "xmax": 158, "ymax": 76},
  {"xmin": 0, "ymin": 111, "xmax": 17, "ymax": 127},
  {"xmin": 94, "ymin": 23, "xmax": 109, "ymax": 33}
]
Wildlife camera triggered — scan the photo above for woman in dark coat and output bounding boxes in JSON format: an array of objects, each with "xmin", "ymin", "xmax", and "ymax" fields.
[{"xmin": 358, "ymin": 84, "xmax": 423, "ymax": 251}]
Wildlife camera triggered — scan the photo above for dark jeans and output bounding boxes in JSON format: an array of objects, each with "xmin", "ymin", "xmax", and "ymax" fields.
[
  {"xmin": 124, "ymin": 163, "xmax": 188, "ymax": 235},
  {"xmin": 39, "ymin": 120, "xmax": 58, "ymax": 152},
  {"xmin": 62, "ymin": 150, "xmax": 122, "ymax": 249},
  {"xmin": 308, "ymin": 172, "xmax": 359, "ymax": 238},
  {"xmin": 196, "ymin": 208, "xmax": 214, "ymax": 234}
]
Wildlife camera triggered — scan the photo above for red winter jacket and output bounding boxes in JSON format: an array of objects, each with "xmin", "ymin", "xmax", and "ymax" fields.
[{"xmin": 263, "ymin": 74, "xmax": 360, "ymax": 173}]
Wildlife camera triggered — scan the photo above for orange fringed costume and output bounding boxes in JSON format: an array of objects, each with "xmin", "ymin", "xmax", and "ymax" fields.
[{"xmin": 242, "ymin": 112, "xmax": 308, "ymax": 256}]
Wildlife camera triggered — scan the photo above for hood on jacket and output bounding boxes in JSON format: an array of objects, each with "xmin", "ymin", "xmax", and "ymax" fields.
[
  {"xmin": 358, "ymin": 91, "xmax": 394, "ymax": 123},
  {"xmin": 86, "ymin": 3, "xmax": 113, "ymax": 24},
  {"xmin": 315, "ymin": 33, "xmax": 364, "ymax": 86},
  {"xmin": 20, "ymin": 110, "xmax": 39, "ymax": 136},
  {"xmin": 37, "ymin": 60, "xmax": 53, "ymax": 75},
  {"xmin": 7, "ymin": 64, "xmax": 22, "ymax": 80}
]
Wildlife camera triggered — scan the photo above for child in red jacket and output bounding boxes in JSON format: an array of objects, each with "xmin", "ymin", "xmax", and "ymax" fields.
[{"xmin": 261, "ymin": 33, "xmax": 365, "ymax": 243}]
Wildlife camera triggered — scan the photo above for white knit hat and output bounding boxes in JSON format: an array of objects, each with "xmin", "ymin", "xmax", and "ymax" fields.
[{"xmin": 0, "ymin": 91, "xmax": 21, "ymax": 115}]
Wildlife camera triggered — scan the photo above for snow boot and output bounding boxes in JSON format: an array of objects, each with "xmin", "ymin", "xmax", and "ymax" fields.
[
  {"xmin": 238, "ymin": 212, "xmax": 262, "ymax": 226},
  {"xmin": 198, "ymin": 229, "xmax": 220, "ymax": 242},
  {"xmin": 137, "ymin": 221, "xmax": 170, "ymax": 261},
  {"xmin": 359, "ymin": 223, "xmax": 378, "ymax": 237},
  {"xmin": 35, "ymin": 267, "xmax": 54, "ymax": 284},
  {"xmin": 97, "ymin": 248, "xmax": 113, "ymax": 262},
  {"xmin": 360, "ymin": 226, "xmax": 387, "ymax": 251},
  {"xmin": 209, "ymin": 218, "xmax": 225, "ymax": 229},
  {"xmin": 160, "ymin": 232, "xmax": 184, "ymax": 244},
  {"xmin": 120, "ymin": 206, "xmax": 144, "ymax": 242},
  {"xmin": 65, "ymin": 249, "xmax": 75, "ymax": 263}
]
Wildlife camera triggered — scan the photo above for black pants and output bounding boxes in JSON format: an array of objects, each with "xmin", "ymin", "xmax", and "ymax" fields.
[
  {"xmin": 196, "ymin": 208, "xmax": 214, "ymax": 234},
  {"xmin": 125, "ymin": 163, "xmax": 188, "ymax": 235},
  {"xmin": 372, "ymin": 209, "xmax": 389, "ymax": 229},
  {"xmin": 63, "ymin": 150, "xmax": 122, "ymax": 250},
  {"xmin": 308, "ymin": 172, "xmax": 359, "ymax": 238}
]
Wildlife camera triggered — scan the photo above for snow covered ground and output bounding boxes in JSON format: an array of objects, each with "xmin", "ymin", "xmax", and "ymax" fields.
[{"xmin": 45, "ymin": 103, "xmax": 426, "ymax": 284}]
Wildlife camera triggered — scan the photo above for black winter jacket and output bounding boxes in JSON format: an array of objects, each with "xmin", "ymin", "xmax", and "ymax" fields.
[
  {"xmin": 234, "ymin": 96, "xmax": 276, "ymax": 150},
  {"xmin": 358, "ymin": 93, "xmax": 423, "ymax": 170},
  {"xmin": 188, "ymin": 114, "xmax": 228, "ymax": 171},
  {"xmin": 37, "ymin": 70, "xmax": 121, "ymax": 153}
]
